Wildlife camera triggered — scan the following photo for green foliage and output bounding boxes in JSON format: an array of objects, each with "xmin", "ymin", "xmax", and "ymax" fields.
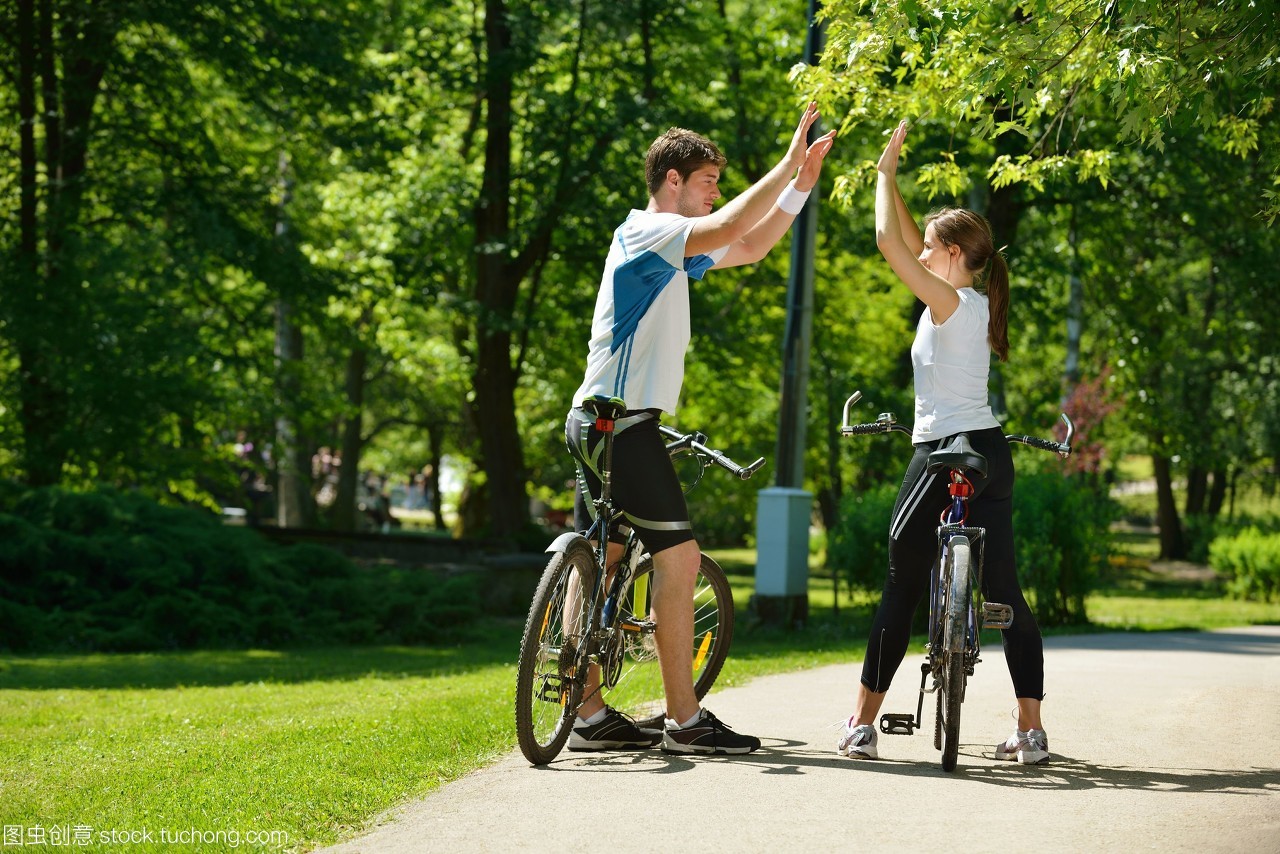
[
  {"xmin": 1209, "ymin": 527, "xmax": 1280, "ymax": 603},
  {"xmin": 1013, "ymin": 474, "xmax": 1113, "ymax": 626},
  {"xmin": 816, "ymin": 0, "xmax": 1280, "ymax": 218},
  {"xmin": 0, "ymin": 485, "xmax": 480, "ymax": 653},
  {"xmin": 827, "ymin": 483, "xmax": 898, "ymax": 594}
]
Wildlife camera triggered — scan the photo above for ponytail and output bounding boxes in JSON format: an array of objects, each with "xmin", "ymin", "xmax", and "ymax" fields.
[
  {"xmin": 987, "ymin": 251, "xmax": 1010, "ymax": 362},
  {"xmin": 926, "ymin": 207, "xmax": 1010, "ymax": 362}
]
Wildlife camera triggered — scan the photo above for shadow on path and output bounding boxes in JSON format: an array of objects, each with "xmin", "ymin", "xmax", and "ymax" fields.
[{"xmin": 530, "ymin": 738, "xmax": 1280, "ymax": 797}]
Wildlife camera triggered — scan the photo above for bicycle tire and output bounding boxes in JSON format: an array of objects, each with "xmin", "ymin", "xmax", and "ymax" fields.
[
  {"xmin": 514, "ymin": 538, "xmax": 596, "ymax": 765},
  {"xmin": 941, "ymin": 537, "xmax": 971, "ymax": 772},
  {"xmin": 604, "ymin": 552, "xmax": 735, "ymax": 730}
]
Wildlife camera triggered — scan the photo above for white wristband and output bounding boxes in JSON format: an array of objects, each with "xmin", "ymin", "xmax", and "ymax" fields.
[{"xmin": 776, "ymin": 180, "xmax": 810, "ymax": 215}]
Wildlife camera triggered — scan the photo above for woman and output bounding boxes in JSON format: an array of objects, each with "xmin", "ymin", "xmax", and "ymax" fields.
[{"xmin": 836, "ymin": 121, "xmax": 1048, "ymax": 764}]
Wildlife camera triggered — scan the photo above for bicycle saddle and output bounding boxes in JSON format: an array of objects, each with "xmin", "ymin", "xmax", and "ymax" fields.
[
  {"xmin": 926, "ymin": 434, "xmax": 988, "ymax": 477},
  {"xmin": 580, "ymin": 394, "xmax": 627, "ymax": 422}
]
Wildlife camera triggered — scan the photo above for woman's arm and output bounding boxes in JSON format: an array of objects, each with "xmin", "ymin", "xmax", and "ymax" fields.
[
  {"xmin": 875, "ymin": 121, "xmax": 958, "ymax": 322},
  {"xmin": 893, "ymin": 178, "xmax": 924, "ymax": 257}
]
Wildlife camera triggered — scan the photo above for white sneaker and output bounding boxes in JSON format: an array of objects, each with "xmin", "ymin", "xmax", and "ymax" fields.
[
  {"xmin": 994, "ymin": 728, "xmax": 1049, "ymax": 764},
  {"xmin": 836, "ymin": 719, "xmax": 879, "ymax": 759}
]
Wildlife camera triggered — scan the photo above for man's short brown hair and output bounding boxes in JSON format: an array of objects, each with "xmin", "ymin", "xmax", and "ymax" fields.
[{"xmin": 644, "ymin": 128, "xmax": 727, "ymax": 196}]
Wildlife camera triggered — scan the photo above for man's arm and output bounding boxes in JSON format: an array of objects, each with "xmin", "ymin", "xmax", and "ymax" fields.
[
  {"xmin": 713, "ymin": 126, "xmax": 837, "ymax": 268},
  {"xmin": 685, "ymin": 103, "xmax": 831, "ymax": 258}
]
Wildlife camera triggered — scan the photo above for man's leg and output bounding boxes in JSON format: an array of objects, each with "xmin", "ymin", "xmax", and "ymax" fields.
[
  {"xmin": 574, "ymin": 541, "xmax": 623, "ymax": 720},
  {"xmin": 649, "ymin": 538, "xmax": 702, "ymax": 724}
]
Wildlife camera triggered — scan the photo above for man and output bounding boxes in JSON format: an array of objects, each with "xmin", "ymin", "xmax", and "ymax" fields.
[{"xmin": 566, "ymin": 103, "xmax": 836, "ymax": 755}]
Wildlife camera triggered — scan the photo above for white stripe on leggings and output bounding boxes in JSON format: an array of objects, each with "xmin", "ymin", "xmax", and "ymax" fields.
[{"xmin": 889, "ymin": 470, "xmax": 938, "ymax": 542}]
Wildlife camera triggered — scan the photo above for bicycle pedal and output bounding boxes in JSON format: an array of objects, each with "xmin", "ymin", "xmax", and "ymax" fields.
[
  {"xmin": 982, "ymin": 602, "xmax": 1014, "ymax": 629},
  {"xmin": 618, "ymin": 616, "xmax": 657, "ymax": 633},
  {"xmin": 879, "ymin": 713, "xmax": 917, "ymax": 736}
]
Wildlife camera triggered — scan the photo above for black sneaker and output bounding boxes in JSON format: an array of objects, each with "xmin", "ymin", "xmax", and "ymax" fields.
[
  {"xmin": 661, "ymin": 709, "xmax": 761, "ymax": 755},
  {"xmin": 567, "ymin": 707, "xmax": 663, "ymax": 751}
]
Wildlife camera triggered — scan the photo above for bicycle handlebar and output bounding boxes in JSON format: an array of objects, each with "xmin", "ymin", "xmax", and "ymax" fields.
[
  {"xmin": 658, "ymin": 424, "xmax": 767, "ymax": 481},
  {"xmin": 838, "ymin": 391, "xmax": 1074, "ymax": 458}
]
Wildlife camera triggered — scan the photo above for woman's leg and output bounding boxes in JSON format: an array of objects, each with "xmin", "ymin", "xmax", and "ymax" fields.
[
  {"xmin": 857, "ymin": 443, "xmax": 948, "ymax": 713},
  {"xmin": 968, "ymin": 429, "xmax": 1045, "ymax": 706}
]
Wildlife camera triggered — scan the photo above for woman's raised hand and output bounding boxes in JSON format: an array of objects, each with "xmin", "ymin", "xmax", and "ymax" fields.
[{"xmin": 877, "ymin": 120, "xmax": 908, "ymax": 176}]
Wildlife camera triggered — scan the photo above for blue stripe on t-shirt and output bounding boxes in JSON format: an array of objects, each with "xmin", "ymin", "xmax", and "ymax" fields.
[
  {"xmin": 684, "ymin": 253, "xmax": 716, "ymax": 280},
  {"xmin": 609, "ymin": 249, "xmax": 678, "ymax": 355}
]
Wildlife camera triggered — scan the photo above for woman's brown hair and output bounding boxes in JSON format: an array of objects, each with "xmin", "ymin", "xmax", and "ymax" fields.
[{"xmin": 925, "ymin": 207, "xmax": 1010, "ymax": 362}]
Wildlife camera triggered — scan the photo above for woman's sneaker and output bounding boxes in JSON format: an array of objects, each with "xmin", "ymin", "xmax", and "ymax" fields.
[
  {"xmin": 662, "ymin": 709, "xmax": 761, "ymax": 755},
  {"xmin": 836, "ymin": 719, "xmax": 879, "ymax": 759},
  {"xmin": 567, "ymin": 707, "xmax": 662, "ymax": 751},
  {"xmin": 994, "ymin": 728, "xmax": 1049, "ymax": 764}
]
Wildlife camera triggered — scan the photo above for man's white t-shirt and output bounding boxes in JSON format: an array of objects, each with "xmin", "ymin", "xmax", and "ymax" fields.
[
  {"xmin": 573, "ymin": 210, "xmax": 729, "ymax": 414},
  {"xmin": 910, "ymin": 286, "xmax": 1000, "ymax": 442}
]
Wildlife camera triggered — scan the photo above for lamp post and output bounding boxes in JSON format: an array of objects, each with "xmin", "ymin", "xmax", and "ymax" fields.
[{"xmin": 753, "ymin": 0, "xmax": 823, "ymax": 628}]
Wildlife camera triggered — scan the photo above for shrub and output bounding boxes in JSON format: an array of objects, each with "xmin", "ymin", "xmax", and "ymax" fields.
[
  {"xmin": 1013, "ymin": 473, "xmax": 1112, "ymax": 626},
  {"xmin": 0, "ymin": 484, "xmax": 482, "ymax": 653},
  {"xmin": 1209, "ymin": 527, "xmax": 1280, "ymax": 603},
  {"xmin": 827, "ymin": 483, "xmax": 898, "ymax": 595},
  {"xmin": 829, "ymin": 473, "xmax": 1110, "ymax": 627}
]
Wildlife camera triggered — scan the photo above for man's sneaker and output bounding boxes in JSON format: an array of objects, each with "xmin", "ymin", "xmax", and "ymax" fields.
[
  {"xmin": 994, "ymin": 728, "xmax": 1049, "ymax": 764},
  {"xmin": 662, "ymin": 709, "xmax": 761, "ymax": 755},
  {"xmin": 836, "ymin": 719, "xmax": 879, "ymax": 759},
  {"xmin": 567, "ymin": 707, "xmax": 662, "ymax": 751}
]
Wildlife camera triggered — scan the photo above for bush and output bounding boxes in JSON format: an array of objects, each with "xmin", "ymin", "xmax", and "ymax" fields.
[
  {"xmin": 0, "ymin": 484, "xmax": 482, "ymax": 653},
  {"xmin": 1209, "ymin": 527, "xmax": 1280, "ymax": 603},
  {"xmin": 826, "ymin": 483, "xmax": 898, "ymax": 595},
  {"xmin": 1013, "ymin": 473, "xmax": 1112, "ymax": 626},
  {"xmin": 829, "ymin": 473, "xmax": 1110, "ymax": 627}
]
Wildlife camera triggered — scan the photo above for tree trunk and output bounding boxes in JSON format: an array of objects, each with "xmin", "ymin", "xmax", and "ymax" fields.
[
  {"xmin": 468, "ymin": 0, "xmax": 529, "ymax": 540},
  {"xmin": 426, "ymin": 423, "xmax": 447, "ymax": 532},
  {"xmin": 1185, "ymin": 465, "xmax": 1208, "ymax": 517},
  {"xmin": 272, "ymin": 151, "xmax": 311, "ymax": 527},
  {"xmin": 1207, "ymin": 467, "xmax": 1229, "ymax": 518},
  {"xmin": 1065, "ymin": 205, "xmax": 1083, "ymax": 388},
  {"xmin": 274, "ymin": 297, "xmax": 312, "ymax": 528},
  {"xmin": 13, "ymin": 0, "xmax": 63, "ymax": 486},
  {"xmin": 332, "ymin": 344, "xmax": 368, "ymax": 532},
  {"xmin": 1152, "ymin": 453, "xmax": 1186, "ymax": 559},
  {"xmin": 11, "ymin": 0, "xmax": 111, "ymax": 486}
]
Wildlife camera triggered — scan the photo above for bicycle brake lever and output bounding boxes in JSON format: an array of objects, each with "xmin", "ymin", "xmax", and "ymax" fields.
[{"xmin": 738, "ymin": 457, "xmax": 767, "ymax": 480}]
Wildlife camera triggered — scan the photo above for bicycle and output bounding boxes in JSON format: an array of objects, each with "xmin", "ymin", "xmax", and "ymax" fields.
[
  {"xmin": 514, "ymin": 394, "xmax": 766, "ymax": 765},
  {"xmin": 839, "ymin": 390, "xmax": 1073, "ymax": 771}
]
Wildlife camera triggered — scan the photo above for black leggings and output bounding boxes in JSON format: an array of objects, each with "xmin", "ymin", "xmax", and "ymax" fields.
[{"xmin": 860, "ymin": 426, "xmax": 1044, "ymax": 700}]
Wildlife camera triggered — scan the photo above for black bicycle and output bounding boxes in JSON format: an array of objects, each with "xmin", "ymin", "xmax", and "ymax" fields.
[
  {"xmin": 840, "ymin": 391, "xmax": 1073, "ymax": 771},
  {"xmin": 514, "ymin": 395, "xmax": 765, "ymax": 765}
]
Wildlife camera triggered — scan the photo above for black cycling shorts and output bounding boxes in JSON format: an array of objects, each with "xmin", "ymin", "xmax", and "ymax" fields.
[{"xmin": 565, "ymin": 409, "xmax": 695, "ymax": 555}]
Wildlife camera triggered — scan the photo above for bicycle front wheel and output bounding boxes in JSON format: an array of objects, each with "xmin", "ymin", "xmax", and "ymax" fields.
[
  {"xmin": 603, "ymin": 551, "xmax": 735, "ymax": 730},
  {"xmin": 940, "ymin": 537, "xmax": 971, "ymax": 772},
  {"xmin": 514, "ymin": 539, "xmax": 596, "ymax": 765}
]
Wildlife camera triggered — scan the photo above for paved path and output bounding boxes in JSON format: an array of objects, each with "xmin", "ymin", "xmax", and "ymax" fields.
[{"xmin": 325, "ymin": 627, "xmax": 1280, "ymax": 853}]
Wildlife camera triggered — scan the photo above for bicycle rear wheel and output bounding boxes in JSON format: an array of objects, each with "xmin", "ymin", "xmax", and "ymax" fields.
[
  {"xmin": 603, "ymin": 552, "xmax": 735, "ymax": 729},
  {"xmin": 514, "ymin": 539, "xmax": 596, "ymax": 765},
  {"xmin": 940, "ymin": 537, "xmax": 971, "ymax": 772}
]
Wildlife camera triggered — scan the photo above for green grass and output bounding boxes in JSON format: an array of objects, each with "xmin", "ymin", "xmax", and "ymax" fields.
[
  {"xmin": 0, "ymin": 638, "xmax": 523, "ymax": 852},
  {"xmin": 5, "ymin": 536, "xmax": 1280, "ymax": 851}
]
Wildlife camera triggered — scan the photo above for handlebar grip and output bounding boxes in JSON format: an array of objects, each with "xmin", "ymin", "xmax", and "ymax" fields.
[
  {"xmin": 841, "ymin": 423, "xmax": 886, "ymax": 436},
  {"xmin": 1024, "ymin": 436, "xmax": 1070, "ymax": 456}
]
